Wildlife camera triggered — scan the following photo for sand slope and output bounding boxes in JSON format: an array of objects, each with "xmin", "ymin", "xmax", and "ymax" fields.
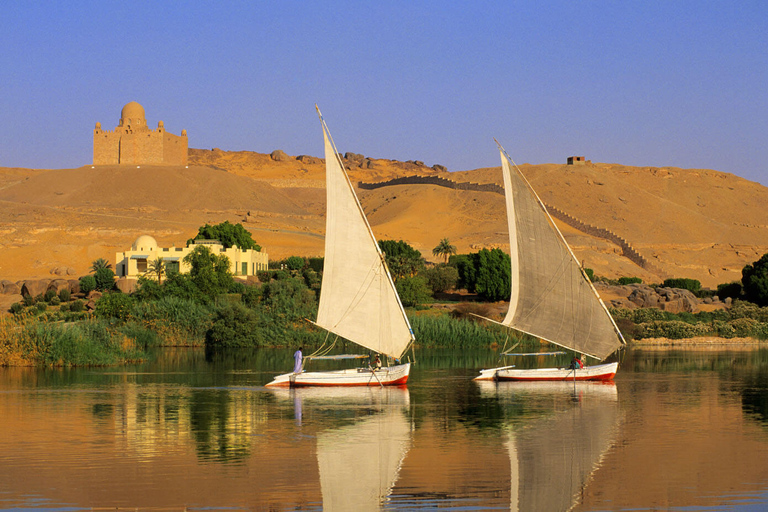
[{"xmin": 0, "ymin": 150, "xmax": 766, "ymax": 288}]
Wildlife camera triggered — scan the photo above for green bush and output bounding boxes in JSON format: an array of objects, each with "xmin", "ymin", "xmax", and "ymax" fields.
[
  {"xmin": 395, "ymin": 275, "xmax": 432, "ymax": 308},
  {"xmin": 205, "ymin": 303, "xmax": 264, "ymax": 348},
  {"xmin": 474, "ymin": 249, "xmax": 511, "ymax": 302},
  {"xmin": 241, "ymin": 285, "xmax": 262, "ymax": 308},
  {"xmin": 742, "ymin": 253, "xmax": 768, "ymax": 307},
  {"xmin": 10, "ymin": 302, "xmax": 24, "ymax": 315},
  {"xmin": 260, "ymin": 278, "xmax": 318, "ymax": 320},
  {"xmin": 302, "ymin": 269, "xmax": 321, "ymax": 295},
  {"xmin": 188, "ymin": 221, "xmax": 261, "ymax": 251},
  {"xmin": 94, "ymin": 292, "xmax": 134, "ymax": 321},
  {"xmin": 94, "ymin": 267, "xmax": 116, "ymax": 291},
  {"xmin": 286, "ymin": 256, "xmax": 305, "ymax": 271},
  {"xmin": 228, "ymin": 281, "xmax": 246, "ymax": 294},
  {"xmin": 452, "ymin": 254, "xmax": 477, "ymax": 292},
  {"xmin": 618, "ymin": 277, "xmax": 643, "ymax": 285},
  {"xmin": 728, "ymin": 301, "xmax": 768, "ymax": 322},
  {"xmin": 583, "ymin": 268, "xmax": 595, "ymax": 282},
  {"xmin": 80, "ymin": 275, "xmax": 97, "ymax": 294},
  {"xmin": 23, "ymin": 295, "xmax": 35, "ymax": 307},
  {"xmin": 48, "ymin": 296, "xmax": 61, "ymax": 306},
  {"xmin": 662, "ymin": 278, "xmax": 701, "ymax": 292},
  {"xmin": 59, "ymin": 303, "xmax": 70, "ymax": 312},
  {"xmin": 636, "ymin": 320, "xmax": 711, "ymax": 339},
  {"xmin": 424, "ymin": 265, "xmax": 459, "ymax": 294},
  {"xmin": 58, "ymin": 288, "xmax": 71, "ymax": 302},
  {"xmin": 130, "ymin": 296, "xmax": 214, "ymax": 344},
  {"xmin": 70, "ymin": 300, "xmax": 85, "ymax": 312},
  {"xmin": 717, "ymin": 282, "xmax": 742, "ymax": 300},
  {"xmin": 44, "ymin": 289, "xmax": 57, "ymax": 302},
  {"xmin": 36, "ymin": 302, "xmax": 47, "ymax": 313},
  {"xmin": 307, "ymin": 257, "xmax": 324, "ymax": 272},
  {"xmin": 378, "ymin": 240, "xmax": 424, "ymax": 281}
]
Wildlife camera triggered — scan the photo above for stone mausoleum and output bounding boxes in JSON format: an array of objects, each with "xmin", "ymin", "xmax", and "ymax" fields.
[
  {"xmin": 116, "ymin": 235, "xmax": 269, "ymax": 280},
  {"xmin": 94, "ymin": 102, "xmax": 188, "ymax": 165}
]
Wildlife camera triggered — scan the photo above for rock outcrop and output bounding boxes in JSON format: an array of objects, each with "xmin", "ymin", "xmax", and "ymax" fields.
[
  {"xmin": 596, "ymin": 282, "xmax": 719, "ymax": 313},
  {"xmin": 270, "ymin": 149, "xmax": 289, "ymax": 162},
  {"xmin": 20, "ymin": 279, "xmax": 51, "ymax": 298}
]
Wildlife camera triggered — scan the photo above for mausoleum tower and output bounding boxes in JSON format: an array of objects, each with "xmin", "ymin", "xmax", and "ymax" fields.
[{"xmin": 93, "ymin": 102, "xmax": 188, "ymax": 165}]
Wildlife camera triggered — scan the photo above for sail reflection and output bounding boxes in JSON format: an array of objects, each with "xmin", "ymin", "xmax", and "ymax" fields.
[
  {"xmin": 476, "ymin": 381, "xmax": 620, "ymax": 512},
  {"xmin": 271, "ymin": 386, "xmax": 412, "ymax": 511}
]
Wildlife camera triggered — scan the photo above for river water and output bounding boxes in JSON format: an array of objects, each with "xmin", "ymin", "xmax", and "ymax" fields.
[{"xmin": 1, "ymin": 347, "xmax": 767, "ymax": 511}]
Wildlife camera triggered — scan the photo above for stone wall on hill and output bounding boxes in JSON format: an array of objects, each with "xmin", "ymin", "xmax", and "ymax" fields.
[{"xmin": 358, "ymin": 175, "xmax": 667, "ymax": 277}]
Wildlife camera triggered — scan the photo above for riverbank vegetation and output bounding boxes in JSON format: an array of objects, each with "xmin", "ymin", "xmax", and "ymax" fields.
[
  {"xmin": 5, "ymin": 226, "xmax": 768, "ymax": 366},
  {"xmin": 612, "ymin": 300, "xmax": 768, "ymax": 341}
]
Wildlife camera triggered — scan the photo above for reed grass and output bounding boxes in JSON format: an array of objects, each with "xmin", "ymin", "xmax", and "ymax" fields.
[
  {"xmin": 0, "ymin": 312, "xmax": 146, "ymax": 367},
  {"xmin": 409, "ymin": 312, "xmax": 534, "ymax": 349}
]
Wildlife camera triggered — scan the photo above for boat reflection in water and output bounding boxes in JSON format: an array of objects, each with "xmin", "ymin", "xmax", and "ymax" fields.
[
  {"xmin": 476, "ymin": 381, "xmax": 621, "ymax": 512},
  {"xmin": 270, "ymin": 386, "xmax": 412, "ymax": 511}
]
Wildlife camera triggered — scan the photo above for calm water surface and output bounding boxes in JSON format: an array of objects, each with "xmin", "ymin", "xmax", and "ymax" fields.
[{"xmin": 1, "ymin": 347, "xmax": 768, "ymax": 511}]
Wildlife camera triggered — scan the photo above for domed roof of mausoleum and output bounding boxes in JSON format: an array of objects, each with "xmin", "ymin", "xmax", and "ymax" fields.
[{"xmin": 132, "ymin": 234, "xmax": 158, "ymax": 251}]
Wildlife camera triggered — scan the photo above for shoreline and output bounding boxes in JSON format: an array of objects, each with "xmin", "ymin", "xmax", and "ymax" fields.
[{"xmin": 631, "ymin": 336, "xmax": 768, "ymax": 348}]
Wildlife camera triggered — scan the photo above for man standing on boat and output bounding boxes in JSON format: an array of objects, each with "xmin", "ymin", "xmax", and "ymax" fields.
[{"xmin": 294, "ymin": 347, "xmax": 303, "ymax": 373}]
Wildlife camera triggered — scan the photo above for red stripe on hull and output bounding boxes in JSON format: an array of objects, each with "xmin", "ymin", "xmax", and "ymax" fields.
[
  {"xmin": 290, "ymin": 375, "xmax": 409, "ymax": 387},
  {"xmin": 497, "ymin": 372, "xmax": 616, "ymax": 382}
]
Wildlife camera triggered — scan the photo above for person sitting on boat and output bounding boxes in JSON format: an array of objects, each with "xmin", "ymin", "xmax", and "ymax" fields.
[
  {"xmin": 569, "ymin": 355, "xmax": 584, "ymax": 370},
  {"xmin": 293, "ymin": 347, "xmax": 303, "ymax": 374},
  {"xmin": 373, "ymin": 354, "xmax": 382, "ymax": 370}
]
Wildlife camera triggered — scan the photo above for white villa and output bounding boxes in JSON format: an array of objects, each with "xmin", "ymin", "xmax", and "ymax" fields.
[{"xmin": 116, "ymin": 235, "xmax": 268, "ymax": 280}]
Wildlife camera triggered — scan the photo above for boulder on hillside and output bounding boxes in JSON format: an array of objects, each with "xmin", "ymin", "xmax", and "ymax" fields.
[
  {"xmin": 68, "ymin": 279, "xmax": 81, "ymax": 294},
  {"xmin": 1, "ymin": 280, "xmax": 21, "ymax": 295},
  {"xmin": 270, "ymin": 149, "xmax": 289, "ymax": 161},
  {"xmin": 47, "ymin": 279, "xmax": 71, "ymax": 293},
  {"xmin": 296, "ymin": 155, "xmax": 321, "ymax": 165},
  {"xmin": 363, "ymin": 158, "xmax": 375, "ymax": 169},
  {"xmin": 628, "ymin": 286, "xmax": 659, "ymax": 308},
  {"xmin": 433, "ymin": 164, "xmax": 447, "ymax": 172},
  {"xmin": 50, "ymin": 266, "xmax": 77, "ymax": 276},
  {"xmin": 344, "ymin": 152, "xmax": 364, "ymax": 163},
  {"xmin": 610, "ymin": 297, "xmax": 638, "ymax": 309},
  {"xmin": 20, "ymin": 279, "xmax": 51, "ymax": 298},
  {"xmin": 657, "ymin": 287, "xmax": 698, "ymax": 313}
]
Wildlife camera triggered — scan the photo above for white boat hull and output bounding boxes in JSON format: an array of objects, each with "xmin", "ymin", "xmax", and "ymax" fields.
[
  {"xmin": 265, "ymin": 363, "xmax": 411, "ymax": 388},
  {"xmin": 474, "ymin": 362, "xmax": 618, "ymax": 382}
]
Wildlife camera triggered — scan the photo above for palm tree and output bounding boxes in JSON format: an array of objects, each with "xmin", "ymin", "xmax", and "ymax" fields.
[
  {"xmin": 432, "ymin": 238, "xmax": 457, "ymax": 264},
  {"xmin": 90, "ymin": 257, "xmax": 112, "ymax": 273},
  {"xmin": 147, "ymin": 257, "xmax": 166, "ymax": 285}
]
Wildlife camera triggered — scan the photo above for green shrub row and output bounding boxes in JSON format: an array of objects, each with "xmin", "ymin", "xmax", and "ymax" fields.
[{"xmin": 0, "ymin": 315, "xmax": 146, "ymax": 367}]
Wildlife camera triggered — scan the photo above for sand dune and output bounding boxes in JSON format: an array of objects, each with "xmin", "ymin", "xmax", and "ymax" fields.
[{"xmin": 0, "ymin": 149, "xmax": 766, "ymax": 288}]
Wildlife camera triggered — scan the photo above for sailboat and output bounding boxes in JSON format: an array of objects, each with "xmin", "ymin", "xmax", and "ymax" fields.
[
  {"xmin": 474, "ymin": 142, "xmax": 625, "ymax": 382},
  {"xmin": 265, "ymin": 108, "xmax": 415, "ymax": 388}
]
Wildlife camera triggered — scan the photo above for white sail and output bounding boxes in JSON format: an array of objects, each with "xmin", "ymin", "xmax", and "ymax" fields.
[
  {"xmin": 315, "ymin": 110, "xmax": 415, "ymax": 360},
  {"xmin": 499, "ymin": 147, "xmax": 624, "ymax": 360}
]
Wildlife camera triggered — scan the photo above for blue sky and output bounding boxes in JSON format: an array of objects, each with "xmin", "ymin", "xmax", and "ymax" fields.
[{"xmin": 1, "ymin": 1, "xmax": 766, "ymax": 184}]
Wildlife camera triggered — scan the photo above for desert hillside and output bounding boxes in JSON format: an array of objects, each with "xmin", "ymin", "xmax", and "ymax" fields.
[{"xmin": 1, "ymin": 148, "xmax": 767, "ymax": 288}]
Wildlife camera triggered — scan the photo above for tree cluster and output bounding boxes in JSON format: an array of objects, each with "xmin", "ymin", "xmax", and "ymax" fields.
[{"xmin": 187, "ymin": 221, "xmax": 261, "ymax": 251}]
